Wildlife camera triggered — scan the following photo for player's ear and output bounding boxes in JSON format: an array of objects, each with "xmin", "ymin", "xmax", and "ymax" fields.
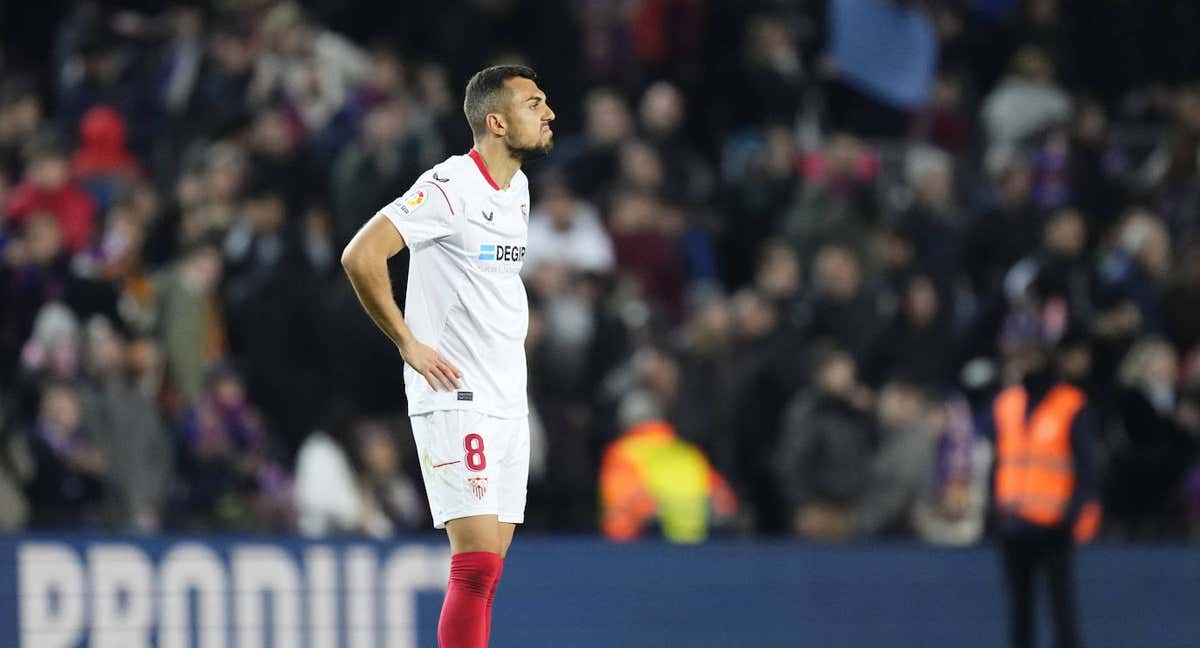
[{"xmin": 486, "ymin": 112, "xmax": 507, "ymax": 137}]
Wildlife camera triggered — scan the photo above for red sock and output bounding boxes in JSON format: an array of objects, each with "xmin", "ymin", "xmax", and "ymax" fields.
[
  {"xmin": 438, "ymin": 552, "xmax": 502, "ymax": 648},
  {"xmin": 484, "ymin": 560, "xmax": 504, "ymax": 644}
]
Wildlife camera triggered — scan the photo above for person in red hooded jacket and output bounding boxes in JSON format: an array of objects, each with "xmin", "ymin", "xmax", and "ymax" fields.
[
  {"xmin": 5, "ymin": 135, "xmax": 97, "ymax": 253},
  {"xmin": 71, "ymin": 105, "xmax": 142, "ymax": 178}
]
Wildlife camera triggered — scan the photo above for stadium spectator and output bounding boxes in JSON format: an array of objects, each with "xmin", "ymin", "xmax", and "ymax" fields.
[
  {"xmin": 554, "ymin": 88, "xmax": 633, "ymax": 201},
  {"xmin": 128, "ymin": 238, "xmax": 224, "ymax": 411},
  {"xmin": 296, "ymin": 416, "xmax": 424, "ymax": 537},
  {"xmin": 865, "ymin": 274, "xmax": 953, "ymax": 389},
  {"xmin": 599, "ymin": 391, "xmax": 737, "ymax": 544},
  {"xmin": 330, "ymin": 99, "xmax": 429, "ymax": 248},
  {"xmin": 1105, "ymin": 338, "xmax": 1198, "ymax": 540},
  {"xmin": 24, "ymin": 381, "xmax": 107, "ymax": 528},
  {"xmin": 80, "ymin": 315, "xmax": 170, "ymax": 531},
  {"xmin": 173, "ymin": 364, "xmax": 292, "ymax": 532},
  {"xmin": 249, "ymin": 1, "xmax": 369, "ymax": 134},
  {"xmin": 776, "ymin": 347, "xmax": 875, "ymax": 541},
  {"xmin": 5, "ymin": 135, "xmax": 97, "ymax": 253},
  {"xmin": 981, "ymin": 46, "xmax": 1071, "ymax": 161},
  {"xmin": 853, "ymin": 379, "xmax": 937, "ymax": 537},
  {"xmin": 802, "ymin": 243, "xmax": 884, "ymax": 367},
  {"xmin": 523, "ymin": 174, "xmax": 614, "ymax": 276}
]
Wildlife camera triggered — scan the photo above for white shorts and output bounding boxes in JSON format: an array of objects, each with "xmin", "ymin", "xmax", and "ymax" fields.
[{"xmin": 410, "ymin": 410, "xmax": 530, "ymax": 529}]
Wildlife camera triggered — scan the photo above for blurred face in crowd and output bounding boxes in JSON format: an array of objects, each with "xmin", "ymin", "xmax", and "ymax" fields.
[
  {"xmin": 999, "ymin": 163, "xmax": 1032, "ymax": 207},
  {"xmin": 585, "ymin": 90, "xmax": 631, "ymax": 146},
  {"xmin": 29, "ymin": 153, "xmax": 69, "ymax": 190},
  {"xmin": 904, "ymin": 276, "xmax": 939, "ymax": 327},
  {"xmin": 253, "ymin": 110, "xmax": 294, "ymax": 156},
  {"xmin": 364, "ymin": 100, "xmax": 408, "ymax": 145},
  {"xmin": 86, "ymin": 318, "xmax": 125, "ymax": 377},
  {"xmin": 26, "ymin": 213, "xmax": 63, "ymax": 264},
  {"xmin": 913, "ymin": 157, "xmax": 954, "ymax": 211},
  {"xmin": 931, "ymin": 73, "xmax": 963, "ymax": 111},
  {"xmin": 827, "ymin": 134, "xmax": 865, "ymax": 180},
  {"xmin": 0, "ymin": 93, "xmax": 42, "ymax": 140},
  {"xmin": 1076, "ymin": 101, "xmax": 1107, "ymax": 143},
  {"xmin": 1175, "ymin": 86, "xmax": 1200, "ymax": 133},
  {"xmin": 206, "ymin": 145, "xmax": 245, "ymax": 203},
  {"xmin": 878, "ymin": 228, "xmax": 914, "ymax": 272},
  {"xmin": 690, "ymin": 297, "xmax": 733, "ymax": 349},
  {"xmin": 640, "ymin": 81, "xmax": 684, "ymax": 137},
  {"xmin": 212, "ymin": 30, "xmax": 253, "ymax": 75},
  {"xmin": 1141, "ymin": 228, "xmax": 1171, "ymax": 280},
  {"xmin": 213, "ymin": 374, "xmax": 245, "ymax": 408},
  {"xmin": 761, "ymin": 126, "xmax": 797, "ymax": 177},
  {"xmin": 366, "ymin": 51, "xmax": 404, "ymax": 96},
  {"xmin": 877, "ymin": 382, "xmax": 925, "ymax": 429},
  {"xmin": 1057, "ymin": 342, "xmax": 1092, "ymax": 383},
  {"xmin": 814, "ymin": 245, "xmax": 861, "ymax": 302},
  {"xmin": 732, "ymin": 290, "xmax": 777, "ymax": 340},
  {"xmin": 245, "ymin": 193, "xmax": 286, "ymax": 233},
  {"xmin": 41, "ymin": 384, "xmax": 81, "ymax": 431},
  {"xmin": 184, "ymin": 246, "xmax": 222, "ymax": 293},
  {"xmin": 619, "ymin": 140, "xmax": 663, "ymax": 191},
  {"xmin": 416, "ymin": 64, "xmax": 452, "ymax": 111},
  {"xmin": 638, "ymin": 349, "xmax": 680, "ymax": 406},
  {"xmin": 1027, "ymin": 0, "xmax": 1060, "ymax": 26},
  {"xmin": 499, "ymin": 76, "xmax": 555, "ymax": 161},
  {"xmin": 542, "ymin": 181, "xmax": 577, "ymax": 230},
  {"xmin": 609, "ymin": 192, "xmax": 656, "ymax": 234},
  {"xmin": 756, "ymin": 241, "xmax": 801, "ymax": 299},
  {"xmin": 746, "ymin": 16, "xmax": 799, "ymax": 74},
  {"xmin": 358, "ymin": 422, "xmax": 399, "ymax": 479},
  {"xmin": 1013, "ymin": 46, "xmax": 1054, "ymax": 84},
  {"xmin": 1143, "ymin": 343, "xmax": 1179, "ymax": 389},
  {"xmin": 1043, "ymin": 209, "xmax": 1086, "ymax": 258},
  {"xmin": 817, "ymin": 352, "xmax": 856, "ymax": 397}
]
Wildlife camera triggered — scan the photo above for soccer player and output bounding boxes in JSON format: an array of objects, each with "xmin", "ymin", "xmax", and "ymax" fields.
[{"xmin": 340, "ymin": 65, "xmax": 554, "ymax": 647}]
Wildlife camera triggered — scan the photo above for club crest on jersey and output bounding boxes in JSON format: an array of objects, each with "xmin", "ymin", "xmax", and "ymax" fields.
[
  {"xmin": 467, "ymin": 476, "xmax": 488, "ymax": 501},
  {"xmin": 398, "ymin": 189, "xmax": 426, "ymax": 214}
]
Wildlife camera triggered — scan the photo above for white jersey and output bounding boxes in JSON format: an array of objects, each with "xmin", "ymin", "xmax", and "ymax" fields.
[{"xmin": 380, "ymin": 150, "xmax": 530, "ymax": 419}]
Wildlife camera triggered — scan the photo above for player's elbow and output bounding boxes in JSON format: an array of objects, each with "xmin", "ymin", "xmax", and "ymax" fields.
[{"xmin": 340, "ymin": 239, "xmax": 368, "ymax": 276}]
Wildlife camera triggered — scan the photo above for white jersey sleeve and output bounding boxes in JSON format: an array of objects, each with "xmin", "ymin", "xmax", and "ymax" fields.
[{"xmin": 380, "ymin": 181, "xmax": 455, "ymax": 247}]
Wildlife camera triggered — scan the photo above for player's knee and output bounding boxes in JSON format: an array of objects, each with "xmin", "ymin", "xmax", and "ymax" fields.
[{"xmin": 448, "ymin": 551, "xmax": 502, "ymax": 596}]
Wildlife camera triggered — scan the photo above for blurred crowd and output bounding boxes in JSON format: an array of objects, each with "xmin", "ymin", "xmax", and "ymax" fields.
[{"xmin": 1, "ymin": 0, "xmax": 1199, "ymax": 544}]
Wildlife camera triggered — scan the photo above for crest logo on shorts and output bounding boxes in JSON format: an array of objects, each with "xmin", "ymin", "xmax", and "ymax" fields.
[{"xmin": 467, "ymin": 476, "xmax": 488, "ymax": 501}]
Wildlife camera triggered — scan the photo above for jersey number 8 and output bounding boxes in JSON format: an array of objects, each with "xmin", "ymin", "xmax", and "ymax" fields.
[{"xmin": 464, "ymin": 433, "xmax": 487, "ymax": 471}]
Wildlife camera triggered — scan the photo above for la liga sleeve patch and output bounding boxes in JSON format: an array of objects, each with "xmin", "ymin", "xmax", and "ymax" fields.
[{"xmin": 397, "ymin": 187, "xmax": 428, "ymax": 215}]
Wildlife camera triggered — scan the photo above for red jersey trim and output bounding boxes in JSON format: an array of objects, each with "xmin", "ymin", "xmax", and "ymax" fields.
[
  {"xmin": 468, "ymin": 149, "xmax": 501, "ymax": 190},
  {"xmin": 416, "ymin": 180, "xmax": 454, "ymax": 215}
]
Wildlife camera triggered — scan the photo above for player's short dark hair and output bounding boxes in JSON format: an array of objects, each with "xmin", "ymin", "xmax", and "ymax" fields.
[{"xmin": 463, "ymin": 64, "xmax": 538, "ymax": 139}]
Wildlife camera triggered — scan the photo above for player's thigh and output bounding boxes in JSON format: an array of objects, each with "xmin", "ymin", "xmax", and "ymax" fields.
[
  {"xmin": 499, "ymin": 522, "xmax": 517, "ymax": 559},
  {"xmin": 445, "ymin": 514, "xmax": 503, "ymax": 555}
]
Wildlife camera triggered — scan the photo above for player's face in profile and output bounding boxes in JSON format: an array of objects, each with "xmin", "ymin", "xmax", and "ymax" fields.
[{"xmin": 502, "ymin": 77, "xmax": 555, "ymax": 162}]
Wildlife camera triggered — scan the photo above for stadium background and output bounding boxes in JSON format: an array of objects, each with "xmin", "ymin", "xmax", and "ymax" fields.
[{"xmin": 1, "ymin": 0, "xmax": 1199, "ymax": 646}]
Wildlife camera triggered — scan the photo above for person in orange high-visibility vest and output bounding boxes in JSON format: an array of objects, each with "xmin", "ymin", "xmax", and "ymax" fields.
[
  {"xmin": 982, "ymin": 334, "xmax": 1099, "ymax": 648},
  {"xmin": 599, "ymin": 415, "xmax": 738, "ymax": 544}
]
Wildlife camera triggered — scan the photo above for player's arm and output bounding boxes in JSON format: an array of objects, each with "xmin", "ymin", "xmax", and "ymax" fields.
[{"xmin": 340, "ymin": 214, "xmax": 462, "ymax": 391}]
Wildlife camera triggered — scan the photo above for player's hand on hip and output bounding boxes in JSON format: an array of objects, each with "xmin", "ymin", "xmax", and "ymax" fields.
[{"xmin": 399, "ymin": 339, "xmax": 462, "ymax": 391}]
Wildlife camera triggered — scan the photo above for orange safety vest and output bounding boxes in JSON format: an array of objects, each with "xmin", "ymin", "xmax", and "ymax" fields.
[
  {"xmin": 993, "ymin": 383, "xmax": 1084, "ymax": 527},
  {"xmin": 598, "ymin": 420, "xmax": 737, "ymax": 543}
]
